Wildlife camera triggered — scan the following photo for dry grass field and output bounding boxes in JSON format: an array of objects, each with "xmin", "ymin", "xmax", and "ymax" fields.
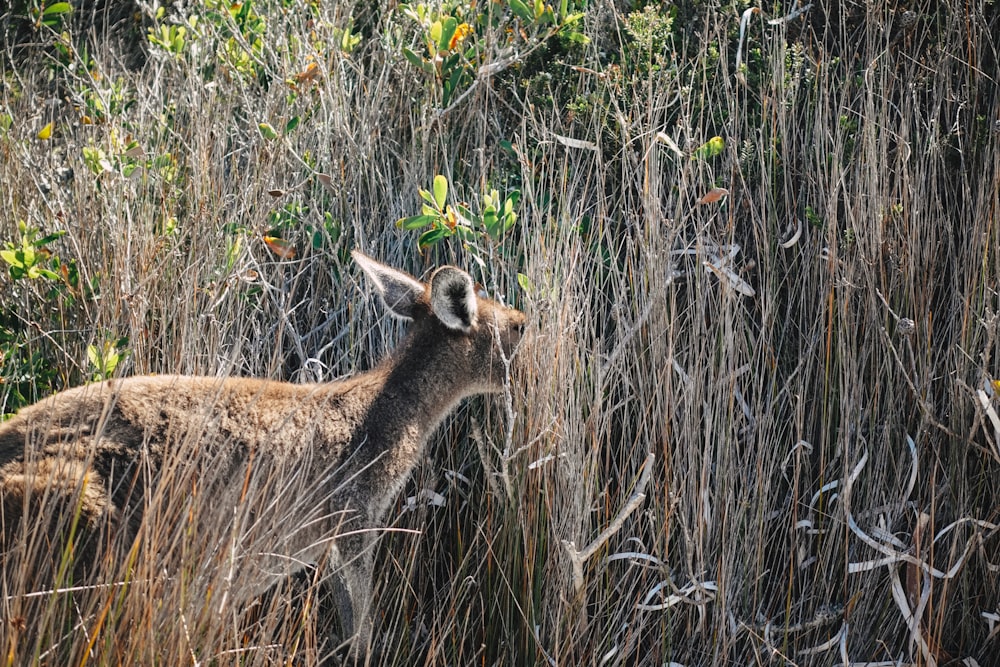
[{"xmin": 1, "ymin": 0, "xmax": 998, "ymax": 664}]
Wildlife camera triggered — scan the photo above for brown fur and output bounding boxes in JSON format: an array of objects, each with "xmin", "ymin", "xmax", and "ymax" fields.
[{"xmin": 0, "ymin": 252, "xmax": 525, "ymax": 659}]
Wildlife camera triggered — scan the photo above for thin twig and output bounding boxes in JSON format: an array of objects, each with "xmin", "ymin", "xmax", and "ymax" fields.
[{"xmin": 562, "ymin": 451, "xmax": 655, "ymax": 593}]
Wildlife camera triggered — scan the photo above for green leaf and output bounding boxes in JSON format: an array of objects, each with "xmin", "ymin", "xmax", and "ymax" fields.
[
  {"xmin": 445, "ymin": 64, "xmax": 464, "ymax": 104},
  {"xmin": 397, "ymin": 214, "xmax": 437, "ymax": 230},
  {"xmin": 438, "ymin": 16, "xmax": 458, "ymax": 51},
  {"xmin": 402, "ymin": 47, "xmax": 435, "ymax": 74},
  {"xmin": 692, "ymin": 135, "xmax": 725, "ymax": 161},
  {"xmin": 36, "ymin": 231, "xmax": 67, "ymax": 246},
  {"xmin": 171, "ymin": 29, "xmax": 186, "ymax": 52},
  {"xmin": 42, "ymin": 2, "xmax": 73, "ymax": 16},
  {"xmin": 443, "ymin": 51, "xmax": 462, "ymax": 71},
  {"xmin": 517, "ymin": 272, "xmax": 533, "ymax": 293},
  {"xmin": 505, "ymin": 189, "xmax": 521, "ymax": 210},
  {"xmin": 258, "ymin": 122, "xmax": 278, "ymax": 140},
  {"xmin": 418, "ymin": 188, "xmax": 437, "ymax": 208},
  {"xmin": 433, "ymin": 174, "xmax": 448, "ymax": 209},
  {"xmin": 0, "ymin": 249, "xmax": 21, "ymax": 268},
  {"xmin": 87, "ymin": 344, "xmax": 101, "ymax": 370},
  {"xmin": 503, "ymin": 211, "xmax": 518, "ymax": 231},
  {"xmin": 483, "ymin": 210, "xmax": 499, "ymax": 236},
  {"xmin": 285, "ymin": 116, "xmax": 300, "ymax": 133},
  {"xmin": 455, "ymin": 225, "xmax": 476, "ymax": 241},
  {"xmin": 418, "ymin": 227, "xmax": 448, "ymax": 248},
  {"xmin": 508, "ymin": 0, "xmax": 533, "ymax": 23}
]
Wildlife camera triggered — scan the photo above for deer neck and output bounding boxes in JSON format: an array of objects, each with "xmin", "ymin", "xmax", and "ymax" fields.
[
  {"xmin": 337, "ymin": 336, "xmax": 474, "ymax": 519},
  {"xmin": 368, "ymin": 336, "xmax": 471, "ymax": 446}
]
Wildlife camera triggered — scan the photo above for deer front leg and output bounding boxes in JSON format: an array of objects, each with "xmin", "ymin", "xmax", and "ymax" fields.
[{"xmin": 328, "ymin": 532, "xmax": 376, "ymax": 662}]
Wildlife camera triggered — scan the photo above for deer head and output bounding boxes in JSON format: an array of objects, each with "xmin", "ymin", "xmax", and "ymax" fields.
[{"xmin": 352, "ymin": 250, "xmax": 526, "ymax": 396}]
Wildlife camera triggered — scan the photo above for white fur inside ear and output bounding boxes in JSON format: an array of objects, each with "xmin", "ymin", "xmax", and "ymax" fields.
[
  {"xmin": 430, "ymin": 267, "xmax": 478, "ymax": 332},
  {"xmin": 352, "ymin": 250, "xmax": 425, "ymax": 320}
]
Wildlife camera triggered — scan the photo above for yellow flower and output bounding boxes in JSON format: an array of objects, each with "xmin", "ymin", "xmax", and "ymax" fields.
[{"xmin": 450, "ymin": 23, "xmax": 472, "ymax": 50}]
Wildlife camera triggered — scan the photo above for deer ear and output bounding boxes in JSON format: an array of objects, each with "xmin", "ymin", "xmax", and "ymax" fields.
[
  {"xmin": 430, "ymin": 266, "xmax": 478, "ymax": 332},
  {"xmin": 353, "ymin": 250, "xmax": 425, "ymax": 320}
]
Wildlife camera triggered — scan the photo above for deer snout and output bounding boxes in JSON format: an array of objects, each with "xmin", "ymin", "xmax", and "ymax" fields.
[{"xmin": 499, "ymin": 311, "xmax": 526, "ymax": 357}]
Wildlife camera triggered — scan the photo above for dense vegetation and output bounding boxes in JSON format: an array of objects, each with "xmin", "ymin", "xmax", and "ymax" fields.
[{"xmin": 1, "ymin": 0, "xmax": 998, "ymax": 664}]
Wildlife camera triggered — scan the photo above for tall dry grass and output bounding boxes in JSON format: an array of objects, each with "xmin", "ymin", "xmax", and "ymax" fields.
[{"xmin": 1, "ymin": 0, "xmax": 998, "ymax": 664}]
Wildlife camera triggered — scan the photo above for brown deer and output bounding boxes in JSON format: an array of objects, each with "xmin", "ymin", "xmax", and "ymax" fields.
[{"xmin": 0, "ymin": 250, "xmax": 525, "ymax": 659}]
